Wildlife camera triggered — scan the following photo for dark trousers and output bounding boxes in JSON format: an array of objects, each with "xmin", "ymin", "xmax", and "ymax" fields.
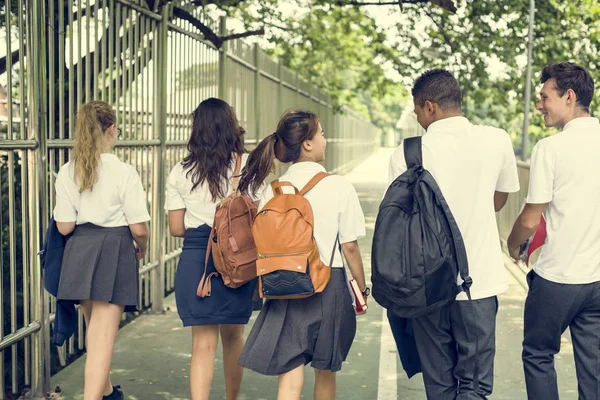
[
  {"xmin": 412, "ymin": 297, "xmax": 498, "ymax": 400},
  {"xmin": 523, "ymin": 271, "xmax": 600, "ymax": 400}
]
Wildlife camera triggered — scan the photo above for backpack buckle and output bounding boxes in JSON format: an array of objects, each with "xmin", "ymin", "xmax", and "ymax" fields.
[{"xmin": 462, "ymin": 276, "xmax": 473, "ymax": 288}]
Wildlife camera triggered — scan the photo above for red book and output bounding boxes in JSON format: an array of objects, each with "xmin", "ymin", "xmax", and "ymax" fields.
[
  {"xmin": 349, "ymin": 279, "xmax": 368, "ymax": 314},
  {"xmin": 519, "ymin": 215, "xmax": 547, "ymax": 265}
]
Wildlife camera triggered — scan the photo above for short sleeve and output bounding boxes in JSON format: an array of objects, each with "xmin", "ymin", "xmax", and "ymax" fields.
[
  {"xmin": 388, "ymin": 144, "xmax": 407, "ymax": 185},
  {"xmin": 526, "ymin": 140, "xmax": 555, "ymax": 204},
  {"xmin": 338, "ymin": 179, "xmax": 366, "ymax": 243},
  {"xmin": 495, "ymin": 132, "xmax": 520, "ymax": 193},
  {"xmin": 53, "ymin": 169, "xmax": 77, "ymax": 222},
  {"xmin": 165, "ymin": 164, "xmax": 186, "ymax": 211},
  {"xmin": 122, "ymin": 169, "xmax": 151, "ymax": 224}
]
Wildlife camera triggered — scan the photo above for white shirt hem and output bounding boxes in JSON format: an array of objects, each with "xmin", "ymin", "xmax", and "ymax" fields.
[
  {"xmin": 455, "ymin": 283, "xmax": 508, "ymax": 301},
  {"xmin": 533, "ymin": 268, "xmax": 600, "ymax": 285}
]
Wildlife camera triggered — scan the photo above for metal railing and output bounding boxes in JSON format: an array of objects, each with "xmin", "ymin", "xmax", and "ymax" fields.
[{"xmin": 0, "ymin": 1, "xmax": 380, "ymax": 397}]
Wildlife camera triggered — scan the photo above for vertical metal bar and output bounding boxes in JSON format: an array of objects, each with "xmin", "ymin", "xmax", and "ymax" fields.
[
  {"xmin": 20, "ymin": 149, "xmax": 30, "ymax": 387},
  {"xmin": 18, "ymin": 0, "xmax": 31, "ymax": 385},
  {"xmin": 6, "ymin": 0, "xmax": 13, "ymax": 140},
  {"xmin": 139, "ymin": 16, "xmax": 145, "ymax": 140},
  {"xmin": 116, "ymin": 3, "xmax": 122, "ymax": 125},
  {"xmin": 278, "ymin": 61, "xmax": 283, "ymax": 118},
  {"xmin": 28, "ymin": 0, "xmax": 51, "ymax": 394},
  {"xmin": 128, "ymin": 8, "xmax": 134, "ymax": 139},
  {"xmin": 185, "ymin": 24, "xmax": 189, "ymax": 127},
  {"xmin": 69, "ymin": 0, "xmax": 75, "ymax": 138},
  {"xmin": 133, "ymin": 12, "xmax": 139, "ymax": 143},
  {"xmin": 218, "ymin": 16, "xmax": 226, "ymax": 100},
  {"xmin": 150, "ymin": 4, "xmax": 169, "ymax": 312},
  {"xmin": 254, "ymin": 43, "xmax": 260, "ymax": 143},
  {"xmin": 108, "ymin": 0, "xmax": 115, "ymax": 103},
  {"xmin": 0, "ymin": 150, "xmax": 4, "ymax": 400},
  {"xmin": 77, "ymin": 0, "xmax": 83, "ymax": 108},
  {"xmin": 59, "ymin": 0, "xmax": 65, "ymax": 139},
  {"xmin": 49, "ymin": 0, "xmax": 56, "ymax": 142},
  {"xmin": 174, "ymin": 21, "xmax": 179, "ymax": 138},
  {"xmin": 94, "ymin": 0, "xmax": 100, "ymax": 99},
  {"xmin": 8, "ymin": 153, "xmax": 17, "ymax": 394},
  {"xmin": 521, "ymin": 0, "xmax": 535, "ymax": 161},
  {"xmin": 18, "ymin": 0, "xmax": 26, "ymax": 140},
  {"xmin": 77, "ymin": 309, "xmax": 83, "ymax": 350},
  {"xmin": 85, "ymin": 0, "xmax": 92, "ymax": 101}
]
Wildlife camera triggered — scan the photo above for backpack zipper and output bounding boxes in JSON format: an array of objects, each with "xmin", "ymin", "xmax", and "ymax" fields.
[{"xmin": 257, "ymin": 250, "xmax": 309, "ymax": 258}]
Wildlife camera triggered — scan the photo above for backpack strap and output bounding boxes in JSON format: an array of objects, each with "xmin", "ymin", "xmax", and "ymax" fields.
[
  {"xmin": 329, "ymin": 234, "xmax": 340, "ymax": 267},
  {"xmin": 299, "ymin": 172, "xmax": 330, "ymax": 196},
  {"xmin": 232, "ymin": 153, "xmax": 242, "ymax": 193},
  {"xmin": 403, "ymin": 137, "xmax": 423, "ymax": 169},
  {"xmin": 271, "ymin": 180, "xmax": 299, "ymax": 195},
  {"xmin": 197, "ymin": 225, "xmax": 219, "ymax": 298}
]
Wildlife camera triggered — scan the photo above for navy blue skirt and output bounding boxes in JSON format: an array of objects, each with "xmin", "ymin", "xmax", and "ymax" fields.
[{"xmin": 175, "ymin": 224, "xmax": 257, "ymax": 326}]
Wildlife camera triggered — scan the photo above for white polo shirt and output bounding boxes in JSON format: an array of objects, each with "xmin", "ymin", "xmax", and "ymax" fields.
[
  {"xmin": 165, "ymin": 153, "xmax": 258, "ymax": 229},
  {"xmin": 388, "ymin": 116, "xmax": 520, "ymax": 300},
  {"xmin": 258, "ymin": 161, "xmax": 366, "ymax": 269},
  {"xmin": 527, "ymin": 117, "xmax": 600, "ymax": 284},
  {"xmin": 53, "ymin": 153, "xmax": 151, "ymax": 227}
]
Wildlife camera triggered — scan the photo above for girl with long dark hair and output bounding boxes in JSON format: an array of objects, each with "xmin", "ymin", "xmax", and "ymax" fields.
[
  {"xmin": 237, "ymin": 110, "xmax": 369, "ymax": 400},
  {"xmin": 165, "ymin": 98, "xmax": 258, "ymax": 400}
]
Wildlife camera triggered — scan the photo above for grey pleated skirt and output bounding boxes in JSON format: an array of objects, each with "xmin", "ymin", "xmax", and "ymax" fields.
[
  {"xmin": 56, "ymin": 223, "xmax": 139, "ymax": 312},
  {"xmin": 238, "ymin": 268, "xmax": 356, "ymax": 375}
]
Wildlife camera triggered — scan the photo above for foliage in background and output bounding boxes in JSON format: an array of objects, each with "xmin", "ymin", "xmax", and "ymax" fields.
[
  {"xmin": 388, "ymin": 0, "xmax": 600, "ymax": 154},
  {"xmin": 220, "ymin": 0, "xmax": 600, "ymax": 153}
]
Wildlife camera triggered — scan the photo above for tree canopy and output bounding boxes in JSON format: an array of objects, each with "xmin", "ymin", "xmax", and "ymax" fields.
[{"xmin": 3, "ymin": 0, "xmax": 597, "ymax": 148}]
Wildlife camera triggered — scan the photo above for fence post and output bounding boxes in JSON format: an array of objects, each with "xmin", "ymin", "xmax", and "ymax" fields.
[
  {"xmin": 218, "ymin": 16, "xmax": 227, "ymax": 101},
  {"xmin": 28, "ymin": 0, "xmax": 50, "ymax": 396},
  {"xmin": 151, "ymin": 3, "xmax": 170, "ymax": 313},
  {"xmin": 278, "ymin": 60, "xmax": 283, "ymax": 117},
  {"xmin": 294, "ymin": 71, "xmax": 300, "ymax": 105},
  {"xmin": 253, "ymin": 43, "xmax": 260, "ymax": 143}
]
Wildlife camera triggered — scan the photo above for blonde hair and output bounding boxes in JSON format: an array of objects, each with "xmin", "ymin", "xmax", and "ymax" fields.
[{"xmin": 72, "ymin": 101, "xmax": 116, "ymax": 192}]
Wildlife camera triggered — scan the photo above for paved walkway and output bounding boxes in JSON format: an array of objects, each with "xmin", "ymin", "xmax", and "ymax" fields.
[{"xmin": 53, "ymin": 148, "xmax": 578, "ymax": 399}]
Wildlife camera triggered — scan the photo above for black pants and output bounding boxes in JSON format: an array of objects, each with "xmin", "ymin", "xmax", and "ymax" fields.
[
  {"xmin": 412, "ymin": 297, "xmax": 498, "ymax": 400},
  {"xmin": 523, "ymin": 271, "xmax": 600, "ymax": 400}
]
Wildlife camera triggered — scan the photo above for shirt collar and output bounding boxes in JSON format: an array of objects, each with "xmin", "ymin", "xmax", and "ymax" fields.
[
  {"xmin": 562, "ymin": 117, "xmax": 600, "ymax": 132},
  {"xmin": 285, "ymin": 161, "xmax": 327, "ymax": 174},
  {"xmin": 427, "ymin": 116, "xmax": 471, "ymax": 134}
]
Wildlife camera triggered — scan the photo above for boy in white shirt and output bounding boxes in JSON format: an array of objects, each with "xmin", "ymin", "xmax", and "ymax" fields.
[
  {"xmin": 388, "ymin": 69, "xmax": 519, "ymax": 399},
  {"xmin": 508, "ymin": 62, "xmax": 600, "ymax": 400}
]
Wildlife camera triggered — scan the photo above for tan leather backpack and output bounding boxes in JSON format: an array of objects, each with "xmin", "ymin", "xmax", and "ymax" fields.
[
  {"xmin": 197, "ymin": 154, "xmax": 258, "ymax": 297},
  {"xmin": 253, "ymin": 172, "xmax": 334, "ymax": 300}
]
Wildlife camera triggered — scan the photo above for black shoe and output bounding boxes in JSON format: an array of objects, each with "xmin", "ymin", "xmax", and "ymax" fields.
[{"xmin": 102, "ymin": 385, "xmax": 123, "ymax": 400}]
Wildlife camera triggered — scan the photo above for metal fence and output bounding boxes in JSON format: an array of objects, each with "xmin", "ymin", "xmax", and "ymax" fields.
[{"xmin": 0, "ymin": 1, "xmax": 380, "ymax": 397}]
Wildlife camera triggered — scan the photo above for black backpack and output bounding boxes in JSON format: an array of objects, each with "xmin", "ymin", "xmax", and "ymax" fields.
[{"xmin": 372, "ymin": 136, "xmax": 472, "ymax": 318}]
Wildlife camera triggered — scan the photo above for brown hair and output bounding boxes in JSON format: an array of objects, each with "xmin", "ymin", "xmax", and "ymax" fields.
[
  {"xmin": 72, "ymin": 101, "xmax": 116, "ymax": 192},
  {"xmin": 238, "ymin": 110, "xmax": 320, "ymax": 194},
  {"xmin": 181, "ymin": 98, "xmax": 246, "ymax": 201}
]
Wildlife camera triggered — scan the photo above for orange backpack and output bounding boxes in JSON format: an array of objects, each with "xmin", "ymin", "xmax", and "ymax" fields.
[
  {"xmin": 197, "ymin": 154, "xmax": 258, "ymax": 297},
  {"xmin": 253, "ymin": 172, "xmax": 335, "ymax": 300}
]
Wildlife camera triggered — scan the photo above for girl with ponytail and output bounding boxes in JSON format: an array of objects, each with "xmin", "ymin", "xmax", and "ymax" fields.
[
  {"xmin": 53, "ymin": 101, "xmax": 150, "ymax": 400},
  {"xmin": 238, "ymin": 110, "xmax": 369, "ymax": 400}
]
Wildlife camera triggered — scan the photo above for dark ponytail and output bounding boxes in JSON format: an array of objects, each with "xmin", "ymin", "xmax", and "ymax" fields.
[
  {"xmin": 238, "ymin": 133, "xmax": 277, "ymax": 194},
  {"xmin": 238, "ymin": 110, "xmax": 319, "ymax": 194}
]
